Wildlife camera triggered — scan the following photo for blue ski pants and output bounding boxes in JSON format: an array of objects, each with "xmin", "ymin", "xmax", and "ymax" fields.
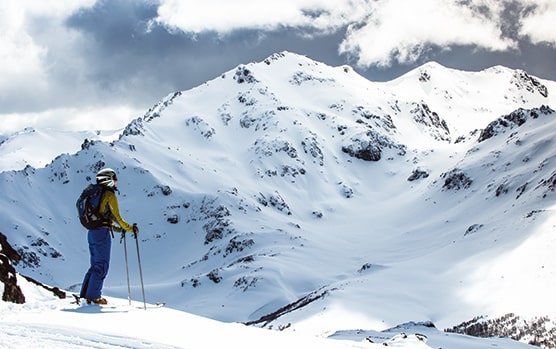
[{"xmin": 80, "ymin": 227, "xmax": 111, "ymax": 299}]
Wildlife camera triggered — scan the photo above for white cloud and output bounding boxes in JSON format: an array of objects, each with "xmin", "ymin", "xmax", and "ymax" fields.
[
  {"xmin": 154, "ymin": 0, "xmax": 522, "ymax": 68},
  {"xmin": 519, "ymin": 0, "xmax": 556, "ymax": 46},
  {"xmin": 154, "ymin": 0, "xmax": 366, "ymax": 34},
  {"xmin": 339, "ymin": 0, "xmax": 517, "ymax": 67},
  {"xmin": 0, "ymin": 0, "xmax": 144, "ymax": 136},
  {"xmin": 0, "ymin": 0, "xmax": 96, "ymax": 89},
  {"xmin": 0, "ymin": 2, "xmax": 46, "ymax": 88}
]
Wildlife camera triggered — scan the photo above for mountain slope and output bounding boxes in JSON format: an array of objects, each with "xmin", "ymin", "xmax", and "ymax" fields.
[
  {"xmin": 1, "ymin": 52, "xmax": 554, "ymax": 345},
  {"xmin": 0, "ymin": 273, "xmax": 539, "ymax": 349},
  {"xmin": 0, "ymin": 128, "xmax": 122, "ymax": 172}
]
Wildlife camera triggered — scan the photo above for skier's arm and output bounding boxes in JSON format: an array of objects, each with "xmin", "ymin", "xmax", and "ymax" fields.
[{"xmin": 102, "ymin": 190, "xmax": 134, "ymax": 232}]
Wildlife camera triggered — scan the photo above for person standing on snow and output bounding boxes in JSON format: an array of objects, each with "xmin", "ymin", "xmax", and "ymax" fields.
[{"xmin": 80, "ymin": 168, "xmax": 139, "ymax": 305}]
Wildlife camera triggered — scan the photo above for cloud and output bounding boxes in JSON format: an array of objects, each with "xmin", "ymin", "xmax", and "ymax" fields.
[
  {"xmin": 0, "ymin": 1, "xmax": 98, "ymax": 108},
  {"xmin": 339, "ymin": 0, "xmax": 517, "ymax": 67},
  {"xmin": 0, "ymin": 0, "xmax": 154, "ymax": 134},
  {"xmin": 0, "ymin": 2, "xmax": 47, "ymax": 89},
  {"xmin": 154, "ymin": 0, "xmax": 555, "ymax": 69},
  {"xmin": 153, "ymin": 0, "xmax": 366, "ymax": 34},
  {"xmin": 519, "ymin": 0, "xmax": 556, "ymax": 46},
  {"xmin": 0, "ymin": 0, "xmax": 96, "ymax": 77}
]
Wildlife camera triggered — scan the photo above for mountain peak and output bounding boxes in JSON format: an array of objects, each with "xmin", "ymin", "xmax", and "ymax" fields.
[{"xmin": 1, "ymin": 52, "xmax": 555, "ymax": 345}]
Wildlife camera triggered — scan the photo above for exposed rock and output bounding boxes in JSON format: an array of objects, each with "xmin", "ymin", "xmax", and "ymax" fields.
[
  {"xmin": 121, "ymin": 118, "xmax": 145, "ymax": 137},
  {"xmin": 408, "ymin": 169, "xmax": 429, "ymax": 181},
  {"xmin": 0, "ymin": 232, "xmax": 25, "ymax": 304},
  {"xmin": 410, "ymin": 102, "xmax": 450, "ymax": 141},
  {"xmin": 478, "ymin": 106, "xmax": 554, "ymax": 143},
  {"xmin": 142, "ymin": 91, "xmax": 182, "ymax": 123},
  {"xmin": 20, "ymin": 274, "xmax": 65, "ymax": 299},
  {"xmin": 244, "ymin": 287, "xmax": 331, "ymax": 327},
  {"xmin": 446, "ymin": 313, "xmax": 556, "ymax": 349},
  {"xmin": 511, "ymin": 70, "xmax": 548, "ymax": 97},
  {"xmin": 234, "ymin": 65, "xmax": 258, "ymax": 84},
  {"xmin": 441, "ymin": 169, "xmax": 472, "ymax": 190}
]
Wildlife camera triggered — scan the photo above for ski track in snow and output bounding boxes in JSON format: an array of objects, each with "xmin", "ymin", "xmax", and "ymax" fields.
[{"xmin": 0, "ymin": 322, "xmax": 178, "ymax": 349}]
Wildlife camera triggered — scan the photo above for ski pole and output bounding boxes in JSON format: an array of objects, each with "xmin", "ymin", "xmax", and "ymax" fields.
[
  {"xmin": 133, "ymin": 227, "xmax": 147, "ymax": 310},
  {"xmin": 122, "ymin": 232, "xmax": 132, "ymax": 306}
]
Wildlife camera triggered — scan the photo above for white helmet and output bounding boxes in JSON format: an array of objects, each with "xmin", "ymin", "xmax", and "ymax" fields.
[{"xmin": 96, "ymin": 168, "xmax": 118, "ymax": 188}]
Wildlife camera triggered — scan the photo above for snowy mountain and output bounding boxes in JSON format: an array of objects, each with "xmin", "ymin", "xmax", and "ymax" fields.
[
  {"xmin": 1, "ymin": 51, "xmax": 555, "ymax": 348},
  {"xmin": 0, "ymin": 127, "xmax": 121, "ymax": 172}
]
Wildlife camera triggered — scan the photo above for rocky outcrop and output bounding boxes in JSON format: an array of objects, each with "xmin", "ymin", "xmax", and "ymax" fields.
[
  {"xmin": 478, "ymin": 106, "xmax": 554, "ymax": 143},
  {"xmin": 0, "ymin": 232, "xmax": 25, "ymax": 304},
  {"xmin": 446, "ymin": 313, "xmax": 556, "ymax": 349},
  {"xmin": 1, "ymin": 232, "xmax": 66, "ymax": 303}
]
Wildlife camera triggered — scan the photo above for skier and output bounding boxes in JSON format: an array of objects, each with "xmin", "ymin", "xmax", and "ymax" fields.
[{"xmin": 79, "ymin": 168, "xmax": 139, "ymax": 305}]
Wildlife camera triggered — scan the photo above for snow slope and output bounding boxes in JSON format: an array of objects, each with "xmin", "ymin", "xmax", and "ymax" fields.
[
  {"xmin": 0, "ymin": 276, "xmax": 538, "ymax": 348},
  {"xmin": 0, "ymin": 128, "xmax": 122, "ymax": 172},
  {"xmin": 1, "ymin": 52, "xmax": 555, "ymax": 347}
]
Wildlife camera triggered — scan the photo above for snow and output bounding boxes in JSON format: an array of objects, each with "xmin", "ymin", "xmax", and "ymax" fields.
[
  {"xmin": 1, "ymin": 52, "xmax": 555, "ymax": 348},
  {"xmin": 0, "ymin": 277, "xmax": 537, "ymax": 348},
  {"xmin": 0, "ymin": 128, "xmax": 122, "ymax": 172}
]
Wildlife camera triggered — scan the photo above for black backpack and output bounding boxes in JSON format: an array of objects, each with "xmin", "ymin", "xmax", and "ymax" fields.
[{"xmin": 76, "ymin": 184, "xmax": 107, "ymax": 229}]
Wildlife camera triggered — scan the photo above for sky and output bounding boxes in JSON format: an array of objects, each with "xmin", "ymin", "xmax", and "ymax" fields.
[{"xmin": 1, "ymin": 0, "xmax": 555, "ymax": 135}]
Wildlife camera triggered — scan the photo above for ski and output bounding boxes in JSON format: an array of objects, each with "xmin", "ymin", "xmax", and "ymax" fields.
[
  {"xmin": 71, "ymin": 293, "xmax": 164, "ymax": 309},
  {"xmin": 136, "ymin": 301, "xmax": 166, "ymax": 309}
]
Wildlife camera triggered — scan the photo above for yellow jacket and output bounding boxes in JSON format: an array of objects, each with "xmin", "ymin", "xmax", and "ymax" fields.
[{"xmin": 99, "ymin": 189, "xmax": 134, "ymax": 232}]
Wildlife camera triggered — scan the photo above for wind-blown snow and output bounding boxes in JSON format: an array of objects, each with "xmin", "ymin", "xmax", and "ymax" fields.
[{"xmin": 1, "ymin": 51, "xmax": 555, "ymax": 348}]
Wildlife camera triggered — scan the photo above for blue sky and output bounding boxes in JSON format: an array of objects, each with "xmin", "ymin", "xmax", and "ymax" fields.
[{"xmin": 1, "ymin": 0, "xmax": 555, "ymax": 134}]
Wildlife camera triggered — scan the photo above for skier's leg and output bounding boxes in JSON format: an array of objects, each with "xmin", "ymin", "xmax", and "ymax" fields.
[
  {"xmin": 79, "ymin": 271, "xmax": 91, "ymax": 298},
  {"xmin": 79, "ymin": 234, "xmax": 96, "ymax": 298},
  {"xmin": 84, "ymin": 228, "xmax": 111, "ymax": 300}
]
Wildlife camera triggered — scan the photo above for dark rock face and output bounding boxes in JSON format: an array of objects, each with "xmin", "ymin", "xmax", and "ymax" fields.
[
  {"xmin": 408, "ymin": 169, "xmax": 429, "ymax": 182},
  {"xmin": 1, "ymin": 233, "xmax": 66, "ymax": 303},
  {"xmin": 511, "ymin": 70, "xmax": 549, "ymax": 97},
  {"xmin": 441, "ymin": 169, "xmax": 473, "ymax": 190},
  {"xmin": 478, "ymin": 106, "xmax": 554, "ymax": 143},
  {"xmin": 0, "ymin": 232, "xmax": 26, "ymax": 304}
]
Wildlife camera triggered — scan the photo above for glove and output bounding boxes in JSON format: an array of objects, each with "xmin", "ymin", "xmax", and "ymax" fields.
[{"xmin": 132, "ymin": 223, "xmax": 139, "ymax": 234}]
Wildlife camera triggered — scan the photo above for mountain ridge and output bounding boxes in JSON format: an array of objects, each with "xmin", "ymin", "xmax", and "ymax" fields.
[{"xmin": 1, "ymin": 51, "xmax": 555, "ymax": 345}]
